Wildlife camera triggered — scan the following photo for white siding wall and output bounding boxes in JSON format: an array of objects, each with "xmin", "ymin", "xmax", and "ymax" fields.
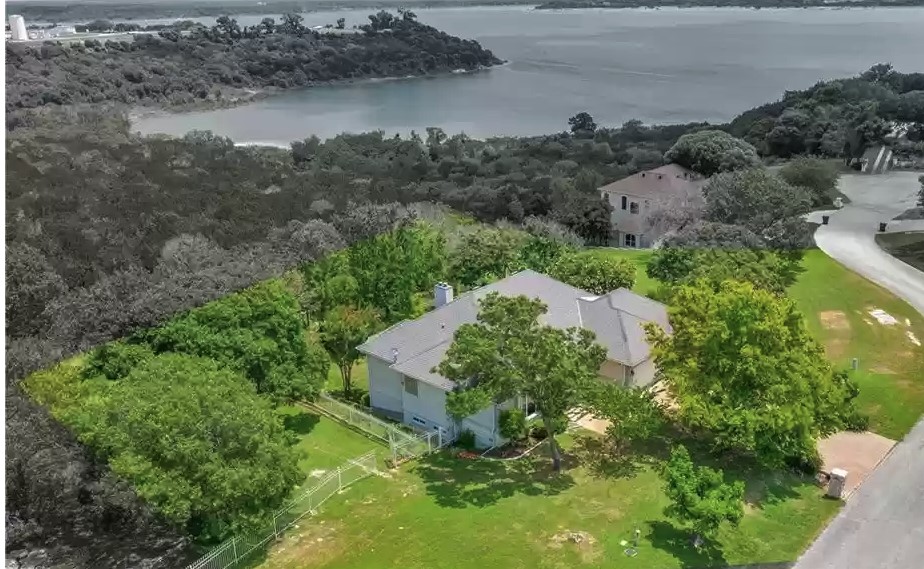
[
  {"xmin": 367, "ymin": 356, "xmax": 403, "ymax": 418},
  {"xmin": 402, "ymin": 379, "xmax": 451, "ymax": 432},
  {"xmin": 628, "ymin": 357, "xmax": 657, "ymax": 388}
]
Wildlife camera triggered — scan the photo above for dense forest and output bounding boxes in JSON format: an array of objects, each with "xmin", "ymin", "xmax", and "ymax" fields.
[
  {"xmin": 5, "ymin": 12, "xmax": 924, "ymax": 561},
  {"xmin": 5, "ymin": 12, "xmax": 501, "ymax": 113}
]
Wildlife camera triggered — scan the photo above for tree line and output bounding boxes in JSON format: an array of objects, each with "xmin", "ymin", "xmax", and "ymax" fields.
[{"xmin": 5, "ymin": 12, "xmax": 501, "ymax": 113}]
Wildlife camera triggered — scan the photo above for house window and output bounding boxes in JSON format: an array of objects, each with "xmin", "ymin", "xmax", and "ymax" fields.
[
  {"xmin": 404, "ymin": 377, "xmax": 418, "ymax": 396},
  {"xmin": 629, "ymin": 202, "xmax": 639, "ymax": 214},
  {"xmin": 411, "ymin": 416, "xmax": 427, "ymax": 427},
  {"xmin": 621, "ymin": 196, "xmax": 627, "ymax": 210},
  {"xmin": 624, "ymin": 234, "xmax": 637, "ymax": 248}
]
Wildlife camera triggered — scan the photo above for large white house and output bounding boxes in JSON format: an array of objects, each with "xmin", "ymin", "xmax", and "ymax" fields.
[{"xmin": 357, "ymin": 270, "xmax": 670, "ymax": 448}]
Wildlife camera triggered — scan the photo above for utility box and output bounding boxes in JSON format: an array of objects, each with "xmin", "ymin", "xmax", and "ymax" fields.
[{"xmin": 827, "ymin": 468, "xmax": 848, "ymax": 499}]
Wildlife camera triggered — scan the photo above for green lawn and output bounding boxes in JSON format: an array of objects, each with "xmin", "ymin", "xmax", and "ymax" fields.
[
  {"xmin": 258, "ymin": 434, "xmax": 839, "ymax": 569},
  {"xmin": 252, "ymin": 246, "xmax": 922, "ymax": 569},
  {"xmin": 275, "ymin": 405, "xmax": 385, "ymax": 494},
  {"xmin": 788, "ymin": 250, "xmax": 924, "ymax": 439}
]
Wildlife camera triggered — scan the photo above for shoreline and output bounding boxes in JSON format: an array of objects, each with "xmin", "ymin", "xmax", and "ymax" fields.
[{"xmin": 129, "ymin": 62, "xmax": 506, "ymax": 125}]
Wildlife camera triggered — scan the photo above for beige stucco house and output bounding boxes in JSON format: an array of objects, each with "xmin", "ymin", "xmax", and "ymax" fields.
[
  {"xmin": 357, "ymin": 271, "xmax": 670, "ymax": 448},
  {"xmin": 599, "ymin": 163, "xmax": 707, "ymax": 248}
]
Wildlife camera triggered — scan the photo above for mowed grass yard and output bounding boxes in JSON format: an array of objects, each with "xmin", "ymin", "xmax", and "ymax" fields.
[
  {"xmin": 276, "ymin": 405, "xmax": 385, "ymax": 494},
  {"xmin": 258, "ymin": 434, "xmax": 838, "ymax": 569},
  {"xmin": 256, "ymin": 246, "xmax": 922, "ymax": 569}
]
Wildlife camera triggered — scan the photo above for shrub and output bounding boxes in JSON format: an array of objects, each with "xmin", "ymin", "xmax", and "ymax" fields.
[
  {"xmin": 83, "ymin": 341, "xmax": 155, "ymax": 380},
  {"xmin": 499, "ymin": 408, "xmax": 527, "ymax": 441},
  {"xmin": 456, "ymin": 429, "xmax": 476, "ymax": 450}
]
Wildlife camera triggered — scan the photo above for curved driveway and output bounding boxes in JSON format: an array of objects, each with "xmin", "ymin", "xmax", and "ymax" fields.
[
  {"xmin": 794, "ymin": 171, "xmax": 924, "ymax": 569},
  {"xmin": 813, "ymin": 172, "xmax": 924, "ymax": 314}
]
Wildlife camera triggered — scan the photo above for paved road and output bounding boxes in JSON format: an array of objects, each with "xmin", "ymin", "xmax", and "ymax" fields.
[
  {"xmin": 813, "ymin": 171, "xmax": 924, "ymax": 315},
  {"xmin": 794, "ymin": 171, "xmax": 924, "ymax": 569}
]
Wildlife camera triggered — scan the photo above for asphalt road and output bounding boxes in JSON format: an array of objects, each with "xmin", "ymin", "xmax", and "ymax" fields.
[
  {"xmin": 813, "ymin": 172, "xmax": 924, "ymax": 315},
  {"xmin": 794, "ymin": 171, "xmax": 924, "ymax": 569}
]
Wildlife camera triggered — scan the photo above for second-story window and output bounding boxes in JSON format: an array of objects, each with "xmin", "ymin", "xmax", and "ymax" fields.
[
  {"xmin": 630, "ymin": 201, "xmax": 639, "ymax": 214},
  {"xmin": 621, "ymin": 196, "xmax": 628, "ymax": 210}
]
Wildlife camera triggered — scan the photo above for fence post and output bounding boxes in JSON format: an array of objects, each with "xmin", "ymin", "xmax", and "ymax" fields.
[
  {"xmin": 232, "ymin": 537, "xmax": 238, "ymax": 563},
  {"xmin": 338, "ymin": 466, "xmax": 343, "ymax": 490},
  {"xmin": 438, "ymin": 427, "xmax": 443, "ymax": 449},
  {"xmin": 273, "ymin": 515, "xmax": 278, "ymax": 540}
]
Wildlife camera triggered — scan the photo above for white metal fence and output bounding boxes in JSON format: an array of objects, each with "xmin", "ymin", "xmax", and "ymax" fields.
[
  {"xmin": 185, "ymin": 450, "xmax": 378, "ymax": 569},
  {"xmin": 183, "ymin": 394, "xmax": 456, "ymax": 569},
  {"xmin": 310, "ymin": 392, "xmax": 420, "ymax": 447},
  {"xmin": 390, "ymin": 427, "xmax": 453, "ymax": 465}
]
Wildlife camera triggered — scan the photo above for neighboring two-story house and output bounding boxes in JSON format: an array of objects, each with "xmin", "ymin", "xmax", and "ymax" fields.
[
  {"xmin": 599, "ymin": 163, "xmax": 707, "ymax": 249},
  {"xmin": 357, "ymin": 270, "xmax": 671, "ymax": 448}
]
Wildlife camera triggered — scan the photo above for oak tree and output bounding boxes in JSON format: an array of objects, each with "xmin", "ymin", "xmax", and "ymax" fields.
[
  {"xmin": 662, "ymin": 445, "xmax": 744, "ymax": 547},
  {"xmin": 437, "ymin": 293, "xmax": 606, "ymax": 471},
  {"xmin": 647, "ymin": 280, "xmax": 863, "ymax": 468}
]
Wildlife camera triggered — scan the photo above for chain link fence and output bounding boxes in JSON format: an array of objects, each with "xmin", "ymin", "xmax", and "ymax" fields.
[{"xmin": 185, "ymin": 450, "xmax": 378, "ymax": 569}]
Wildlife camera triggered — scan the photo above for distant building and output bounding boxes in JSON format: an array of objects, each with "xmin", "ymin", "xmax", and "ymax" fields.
[
  {"xmin": 599, "ymin": 163, "xmax": 707, "ymax": 249},
  {"xmin": 9, "ymin": 15, "xmax": 28, "ymax": 41}
]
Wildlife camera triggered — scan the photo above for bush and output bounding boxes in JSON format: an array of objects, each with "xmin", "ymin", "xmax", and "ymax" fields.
[
  {"xmin": 83, "ymin": 341, "xmax": 155, "ymax": 380},
  {"xmin": 778, "ymin": 157, "xmax": 840, "ymax": 208},
  {"xmin": 499, "ymin": 408, "xmax": 527, "ymax": 441},
  {"xmin": 456, "ymin": 429, "xmax": 476, "ymax": 450}
]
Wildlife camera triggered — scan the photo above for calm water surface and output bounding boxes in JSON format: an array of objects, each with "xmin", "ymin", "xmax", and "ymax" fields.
[{"xmin": 133, "ymin": 7, "xmax": 924, "ymax": 143}]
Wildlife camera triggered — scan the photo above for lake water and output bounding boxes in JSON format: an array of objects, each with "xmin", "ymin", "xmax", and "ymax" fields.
[{"xmin": 133, "ymin": 7, "xmax": 924, "ymax": 143}]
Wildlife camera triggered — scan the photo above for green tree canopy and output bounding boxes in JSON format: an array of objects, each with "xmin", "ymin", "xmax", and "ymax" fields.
[
  {"xmin": 320, "ymin": 304, "xmax": 382, "ymax": 394},
  {"xmin": 662, "ymin": 445, "xmax": 744, "ymax": 546},
  {"xmin": 647, "ymin": 280, "xmax": 863, "ymax": 468},
  {"xmin": 703, "ymin": 168, "xmax": 814, "ymax": 250},
  {"xmin": 586, "ymin": 383, "xmax": 663, "ymax": 451},
  {"xmin": 449, "ymin": 227, "xmax": 527, "ymax": 287},
  {"xmin": 646, "ymin": 247, "xmax": 803, "ymax": 294},
  {"xmin": 348, "ymin": 223, "xmax": 446, "ymax": 322},
  {"xmin": 664, "ymin": 130, "xmax": 760, "ymax": 176},
  {"xmin": 66, "ymin": 353, "xmax": 301, "ymax": 541},
  {"xmin": 145, "ymin": 281, "xmax": 327, "ymax": 403},
  {"xmin": 778, "ymin": 156, "xmax": 841, "ymax": 208},
  {"xmin": 550, "ymin": 251, "xmax": 636, "ymax": 294},
  {"xmin": 83, "ymin": 341, "xmax": 155, "ymax": 380},
  {"xmin": 437, "ymin": 293, "xmax": 606, "ymax": 471}
]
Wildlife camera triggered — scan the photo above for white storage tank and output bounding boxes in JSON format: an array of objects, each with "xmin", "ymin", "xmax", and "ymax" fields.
[{"xmin": 9, "ymin": 15, "xmax": 28, "ymax": 41}]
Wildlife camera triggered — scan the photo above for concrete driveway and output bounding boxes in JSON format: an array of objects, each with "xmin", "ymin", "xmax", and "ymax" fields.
[
  {"xmin": 813, "ymin": 172, "xmax": 924, "ymax": 315},
  {"xmin": 794, "ymin": 171, "xmax": 924, "ymax": 569}
]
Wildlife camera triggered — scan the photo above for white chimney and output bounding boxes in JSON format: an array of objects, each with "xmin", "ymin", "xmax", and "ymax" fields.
[{"xmin": 434, "ymin": 282, "xmax": 454, "ymax": 308}]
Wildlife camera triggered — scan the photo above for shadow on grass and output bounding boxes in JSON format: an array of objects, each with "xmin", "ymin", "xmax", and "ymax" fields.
[
  {"xmin": 413, "ymin": 450, "xmax": 576, "ymax": 508},
  {"xmin": 648, "ymin": 520, "xmax": 727, "ymax": 569},
  {"xmin": 569, "ymin": 433, "xmax": 655, "ymax": 480},
  {"xmin": 282, "ymin": 410, "xmax": 321, "ymax": 435}
]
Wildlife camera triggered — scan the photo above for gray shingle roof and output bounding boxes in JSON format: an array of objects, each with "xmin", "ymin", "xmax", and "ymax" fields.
[{"xmin": 357, "ymin": 270, "xmax": 669, "ymax": 390}]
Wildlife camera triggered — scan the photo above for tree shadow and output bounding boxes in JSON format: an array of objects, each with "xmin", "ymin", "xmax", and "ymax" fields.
[
  {"xmin": 281, "ymin": 410, "xmax": 320, "ymax": 435},
  {"xmin": 412, "ymin": 451, "xmax": 576, "ymax": 509},
  {"xmin": 569, "ymin": 433, "xmax": 650, "ymax": 480},
  {"xmin": 647, "ymin": 520, "xmax": 728, "ymax": 569}
]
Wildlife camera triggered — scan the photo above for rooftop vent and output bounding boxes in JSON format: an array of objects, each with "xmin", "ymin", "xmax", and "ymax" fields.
[{"xmin": 391, "ymin": 348, "xmax": 399, "ymax": 363}]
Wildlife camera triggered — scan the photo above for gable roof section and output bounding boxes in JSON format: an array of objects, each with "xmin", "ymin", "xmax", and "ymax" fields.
[
  {"xmin": 599, "ymin": 163, "xmax": 706, "ymax": 202},
  {"xmin": 358, "ymin": 270, "xmax": 669, "ymax": 390}
]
